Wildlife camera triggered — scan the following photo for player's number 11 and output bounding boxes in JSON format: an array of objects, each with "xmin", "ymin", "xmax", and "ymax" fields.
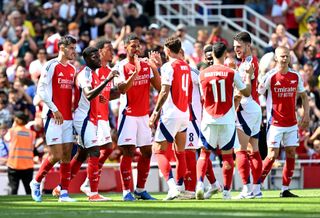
[{"xmin": 210, "ymin": 79, "xmax": 226, "ymax": 102}]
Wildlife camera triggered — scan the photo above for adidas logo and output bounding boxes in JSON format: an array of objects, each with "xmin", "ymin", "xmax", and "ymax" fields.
[
  {"xmin": 275, "ymin": 81, "xmax": 281, "ymax": 86},
  {"xmin": 58, "ymin": 72, "xmax": 64, "ymax": 77},
  {"xmin": 101, "ymin": 75, "xmax": 106, "ymax": 80}
]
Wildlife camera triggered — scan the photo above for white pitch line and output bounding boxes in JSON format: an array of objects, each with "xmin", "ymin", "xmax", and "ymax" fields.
[{"xmin": 1, "ymin": 210, "xmax": 319, "ymax": 218}]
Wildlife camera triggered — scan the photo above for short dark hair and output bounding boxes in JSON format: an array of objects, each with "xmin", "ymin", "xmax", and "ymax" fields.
[
  {"xmin": 124, "ymin": 34, "xmax": 139, "ymax": 45},
  {"xmin": 212, "ymin": 42, "xmax": 227, "ymax": 59},
  {"xmin": 58, "ymin": 35, "xmax": 77, "ymax": 48},
  {"xmin": 82, "ymin": 46, "xmax": 98, "ymax": 60},
  {"xmin": 14, "ymin": 111, "xmax": 29, "ymax": 125},
  {"xmin": 128, "ymin": 2, "xmax": 137, "ymax": 9},
  {"xmin": 164, "ymin": 36, "xmax": 181, "ymax": 54},
  {"xmin": 233, "ymin": 31, "xmax": 251, "ymax": 44},
  {"xmin": 204, "ymin": 44, "xmax": 213, "ymax": 53},
  {"xmin": 96, "ymin": 39, "xmax": 111, "ymax": 50}
]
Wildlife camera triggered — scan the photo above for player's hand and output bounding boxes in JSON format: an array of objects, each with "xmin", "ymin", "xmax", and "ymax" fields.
[
  {"xmin": 149, "ymin": 111, "xmax": 159, "ymax": 128},
  {"xmin": 148, "ymin": 51, "xmax": 162, "ymax": 68},
  {"xmin": 99, "ymin": 94, "xmax": 107, "ymax": 104},
  {"xmin": 299, "ymin": 115, "xmax": 310, "ymax": 130},
  {"xmin": 244, "ymin": 64, "xmax": 254, "ymax": 76},
  {"xmin": 107, "ymin": 70, "xmax": 119, "ymax": 81},
  {"xmin": 53, "ymin": 111, "xmax": 64, "ymax": 125},
  {"xmin": 134, "ymin": 55, "xmax": 141, "ymax": 73}
]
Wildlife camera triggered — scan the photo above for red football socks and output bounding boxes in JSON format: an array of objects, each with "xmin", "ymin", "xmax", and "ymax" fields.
[
  {"xmin": 283, "ymin": 157, "xmax": 295, "ymax": 186},
  {"xmin": 184, "ymin": 150, "xmax": 197, "ymax": 191},
  {"xmin": 136, "ymin": 156, "xmax": 151, "ymax": 189},
  {"xmin": 120, "ymin": 155, "xmax": 133, "ymax": 190},
  {"xmin": 88, "ymin": 156, "xmax": 99, "ymax": 193},
  {"xmin": 236, "ymin": 151, "xmax": 250, "ymax": 185},
  {"xmin": 249, "ymin": 151, "xmax": 263, "ymax": 184},
  {"xmin": 60, "ymin": 162, "xmax": 71, "ymax": 190},
  {"xmin": 222, "ymin": 153, "xmax": 234, "ymax": 190},
  {"xmin": 35, "ymin": 158, "xmax": 54, "ymax": 183},
  {"xmin": 260, "ymin": 157, "xmax": 275, "ymax": 183},
  {"xmin": 155, "ymin": 150, "xmax": 172, "ymax": 181},
  {"xmin": 197, "ymin": 149, "xmax": 210, "ymax": 182}
]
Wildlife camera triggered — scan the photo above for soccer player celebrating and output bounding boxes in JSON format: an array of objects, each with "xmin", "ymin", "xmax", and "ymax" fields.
[
  {"xmin": 258, "ymin": 46, "xmax": 310, "ymax": 197},
  {"xmin": 149, "ymin": 36, "xmax": 192, "ymax": 200},
  {"xmin": 233, "ymin": 32, "xmax": 263, "ymax": 198},
  {"xmin": 195, "ymin": 42, "xmax": 252, "ymax": 200},
  {"xmin": 73, "ymin": 46, "xmax": 118, "ymax": 201},
  {"xmin": 52, "ymin": 40, "xmax": 120, "ymax": 197},
  {"xmin": 30, "ymin": 35, "xmax": 77, "ymax": 202},
  {"xmin": 114, "ymin": 34, "xmax": 160, "ymax": 201}
]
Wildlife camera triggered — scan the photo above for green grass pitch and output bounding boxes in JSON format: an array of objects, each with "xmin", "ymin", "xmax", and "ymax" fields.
[{"xmin": 1, "ymin": 189, "xmax": 320, "ymax": 218}]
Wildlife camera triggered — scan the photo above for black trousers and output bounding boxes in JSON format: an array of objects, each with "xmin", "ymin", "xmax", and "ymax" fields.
[{"xmin": 7, "ymin": 167, "xmax": 34, "ymax": 195}]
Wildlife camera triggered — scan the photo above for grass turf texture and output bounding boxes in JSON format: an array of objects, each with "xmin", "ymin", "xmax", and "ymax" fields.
[{"xmin": 1, "ymin": 189, "xmax": 320, "ymax": 218}]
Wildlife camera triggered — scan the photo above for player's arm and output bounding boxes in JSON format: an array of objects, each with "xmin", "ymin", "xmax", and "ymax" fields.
[
  {"xmin": 116, "ymin": 55, "xmax": 140, "ymax": 93},
  {"xmin": 236, "ymin": 65, "xmax": 253, "ymax": 97},
  {"xmin": 37, "ymin": 63, "xmax": 63, "ymax": 124},
  {"xmin": 149, "ymin": 51, "xmax": 162, "ymax": 92},
  {"xmin": 149, "ymin": 84, "xmax": 170, "ymax": 128},
  {"xmin": 109, "ymin": 86, "xmax": 121, "ymax": 100},
  {"xmin": 84, "ymin": 70, "xmax": 119, "ymax": 101},
  {"xmin": 298, "ymin": 91, "xmax": 310, "ymax": 130}
]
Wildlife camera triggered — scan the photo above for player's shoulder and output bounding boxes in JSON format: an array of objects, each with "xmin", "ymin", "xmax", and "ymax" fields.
[
  {"xmin": 190, "ymin": 66, "xmax": 200, "ymax": 76},
  {"xmin": 44, "ymin": 58, "xmax": 59, "ymax": 72}
]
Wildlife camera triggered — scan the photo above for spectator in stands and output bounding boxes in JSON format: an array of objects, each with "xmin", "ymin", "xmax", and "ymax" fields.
[
  {"xmin": 175, "ymin": 23, "xmax": 194, "ymax": 56},
  {"xmin": 59, "ymin": 0, "xmax": 77, "ymax": 22},
  {"xmin": 1, "ymin": 10, "xmax": 23, "ymax": 43},
  {"xmin": 265, "ymin": 33, "xmax": 278, "ymax": 54},
  {"xmin": 0, "ymin": 69, "xmax": 10, "ymax": 92},
  {"xmin": 188, "ymin": 41, "xmax": 204, "ymax": 67},
  {"xmin": 304, "ymin": 16, "xmax": 320, "ymax": 47},
  {"xmin": 0, "ymin": 122, "xmax": 9, "ymax": 166},
  {"xmin": 41, "ymin": 2, "xmax": 57, "ymax": 32},
  {"xmin": 300, "ymin": 46, "xmax": 320, "ymax": 76},
  {"xmin": 125, "ymin": 3, "xmax": 150, "ymax": 33},
  {"xmin": 95, "ymin": 0, "xmax": 124, "ymax": 37},
  {"xmin": 4, "ymin": 111, "xmax": 35, "ymax": 195},
  {"xmin": 144, "ymin": 31, "xmax": 162, "ymax": 57},
  {"xmin": 0, "ymin": 40, "xmax": 17, "ymax": 68},
  {"xmin": 159, "ymin": 25, "xmax": 169, "ymax": 45},
  {"xmin": 294, "ymin": 0, "xmax": 318, "ymax": 37},
  {"xmin": 207, "ymin": 26, "xmax": 229, "ymax": 48},
  {"xmin": 148, "ymin": 23, "xmax": 161, "ymax": 45},
  {"xmin": 197, "ymin": 29, "xmax": 208, "ymax": 45},
  {"xmin": 11, "ymin": 25, "xmax": 37, "ymax": 58},
  {"xmin": 29, "ymin": 48, "xmax": 47, "ymax": 84},
  {"xmin": 0, "ymin": 91, "xmax": 12, "ymax": 128},
  {"xmin": 274, "ymin": 24, "xmax": 294, "ymax": 49},
  {"xmin": 281, "ymin": 0, "xmax": 299, "ymax": 38}
]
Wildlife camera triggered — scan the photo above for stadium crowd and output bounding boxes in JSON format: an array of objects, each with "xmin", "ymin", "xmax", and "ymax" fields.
[{"xmin": 0, "ymin": 0, "xmax": 319, "ymax": 201}]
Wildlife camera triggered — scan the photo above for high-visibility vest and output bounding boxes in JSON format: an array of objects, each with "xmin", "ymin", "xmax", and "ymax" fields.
[{"xmin": 7, "ymin": 126, "xmax": 35, "ymax": 170}]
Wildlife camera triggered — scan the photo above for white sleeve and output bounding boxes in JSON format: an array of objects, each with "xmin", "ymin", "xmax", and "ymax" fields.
[
  {"xmin": 37, "ymin": 62, "xmax": 58, "ymax": 112},
  {"xmin": 191, "ymin": 67, "xmax": 200, "ymax": 85},
  {"xmin": 234, "ymin": 71, "xmax": 246, "ymax": 91},
  {"xmin": 161, "ymin": 63, "xmax": 174, "ymax": 86},
  {"xmin": 258, "ymin": 73, "xmax": 270, "ymax": 95},
  {"xmin": 149, "ymin": 67, "xmax": 154, "ymax": 79},
  {"xmin": 297, "ymin": 72, "xmax": 306, "ymax": 93},
  {"xmin": 198, "ymin": 75, "xmax": 203, "ymax": 96},
  {"xmin": 78, "ymin": 69, "xmax": 92, "ymax": 89},
  {"xmin": 112, "ymin": 62, "xmax": 125, "ymax": 86}
]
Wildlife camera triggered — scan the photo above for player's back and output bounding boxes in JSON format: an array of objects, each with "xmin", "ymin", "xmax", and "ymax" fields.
[
  {"xmin": 161, "ymin": 59, "xmax": 192, "ymax": 119},
  {"xmin": 199, "ymin": 64, "xmax": 237, "ymax": 124}
]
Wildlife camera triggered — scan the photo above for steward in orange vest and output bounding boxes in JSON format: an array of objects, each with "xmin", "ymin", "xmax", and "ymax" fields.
[{"xmin": 5, "ymin": 112, "xmax": 35, "ymax": 195}]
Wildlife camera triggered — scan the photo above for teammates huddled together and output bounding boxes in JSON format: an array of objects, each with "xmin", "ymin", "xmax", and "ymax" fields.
[{"xmin": 30, "ymin": 30, "xmax": 309, "ymax": 202}]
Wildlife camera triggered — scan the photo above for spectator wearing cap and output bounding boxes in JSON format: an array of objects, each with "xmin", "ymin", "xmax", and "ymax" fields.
[
  {"xmin": 294, "ymin": 0, "xmax": 318, "ymax": 37},
  {"xmin": 41, "ymin": 2, "xmax": 58, "ymax": 31},
  {"xmin": 175, "ymin": 23, "xmax": 194, "ymax": 56},
  {"xmin": 125, "ymin": 2, "xmax": 150, "ymax": 33},
  {"xmin": 4, "ymin": 111, "xmax": 36, "ymax": 195},
  {"xmin": 149, "ymin": 23, "xmax": 161, "ymax": 44},
  {"xmin": 304, "ymin": 16, "xmax": 320, "ymax": 47}
]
